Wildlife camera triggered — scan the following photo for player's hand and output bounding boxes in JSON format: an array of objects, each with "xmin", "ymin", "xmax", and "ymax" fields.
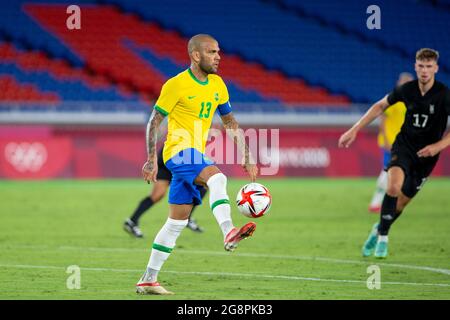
[
  {"xmin": 417, "ymin": 143, "xmax": 442, "ymax": 158},
  {"xmin": 243, "ymin": 163, "xmax": 258, "ymax": 182},
  {"xmin": 142, "ymin": 156, "xmax": 158, "ymax": 184},
  {"xmin": 338, "ymin": 129, "xmax": 357, "ymax": 148}
]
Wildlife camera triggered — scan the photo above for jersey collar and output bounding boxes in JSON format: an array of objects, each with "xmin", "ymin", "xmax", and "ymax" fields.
[{"xmin": 188, "ymin": 68, "xmax": 209, "ymax": 85}]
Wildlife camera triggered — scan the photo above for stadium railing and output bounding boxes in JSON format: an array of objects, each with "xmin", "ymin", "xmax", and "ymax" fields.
[{"xmin": 0, "ymin": 101, "xmax": 374, "ymax": 126}]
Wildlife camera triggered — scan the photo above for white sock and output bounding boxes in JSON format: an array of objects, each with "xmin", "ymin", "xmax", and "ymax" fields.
[
  {"xmin": 144, "ymin": 217, "xmax": 188, "ymax": 282},
  {"xmin": 378, "ymin": 235, "xmax": 388, "ymax": 242},
  {"xmin": 371, "ymin": 224, "xmax": 379, "ymax": 236},
  {"xmin": 206, "ymin": 173, "xmax": 234, "ymax": 238},
  {"xmin": 370, "ymin": 170, "xmax": 388, "ymax": 207},
  {"xmin": 377, "ymin": 170, "xmax": 388, "ymax": 190}
]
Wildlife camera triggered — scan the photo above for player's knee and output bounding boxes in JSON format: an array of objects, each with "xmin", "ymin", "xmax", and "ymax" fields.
[
  {"xmin": 386, "ymin": 183, "xmax": 402, "ymax": 197},
  {"xmin": 206, "ymin": 172, "xmax": 227, "ymax": 190},
  {"xmin": 165, "ymin": 217, "xmax": 189, "ymax": 232}
]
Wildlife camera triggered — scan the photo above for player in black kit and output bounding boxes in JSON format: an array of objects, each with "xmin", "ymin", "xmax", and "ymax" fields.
[{"xmin": 339, "ymin": 48, "xmax": 450, "ymax": 258}]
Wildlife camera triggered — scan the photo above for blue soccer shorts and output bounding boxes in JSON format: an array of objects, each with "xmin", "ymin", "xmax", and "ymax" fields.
[
  {"xmin": 165, "ymin": 148, "xmax": 214, "ymax": 205},
  {"xmin": 382, "ymin": 148, "xmax": 391, "ymax": 169}
]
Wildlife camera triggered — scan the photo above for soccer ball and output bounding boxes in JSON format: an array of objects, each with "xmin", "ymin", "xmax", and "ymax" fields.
[{"xmin": 236, "ymin": 183, "xmax": 272, "ymax": 218}]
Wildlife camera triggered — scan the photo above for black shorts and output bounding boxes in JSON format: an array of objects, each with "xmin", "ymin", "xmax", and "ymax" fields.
[
  {"xmin": 156, "ymin": 148, "xmax": 172, "ymax": 181},
  {"xmin": 387, "ymin": 144, "xmax": 439, "ymax": 198}
]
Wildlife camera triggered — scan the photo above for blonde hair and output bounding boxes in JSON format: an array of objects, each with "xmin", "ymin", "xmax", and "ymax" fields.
[{"xmin": 416, "ymin": 48, "xmax": 439, "ymax": 62}]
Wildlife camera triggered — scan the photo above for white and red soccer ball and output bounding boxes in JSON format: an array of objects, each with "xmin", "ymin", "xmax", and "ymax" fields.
[{"xmin": 236, "ymin": 183, "xmax": 272, "ymax": 218}]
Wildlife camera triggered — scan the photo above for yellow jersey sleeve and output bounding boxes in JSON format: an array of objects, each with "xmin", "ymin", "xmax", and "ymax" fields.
[
  {"xmin": 217, "ymin": 76, "xmax": 229, "ymax": 104},
  {"xmin": 154, "ymin": 78, "xmax": 179, "ymax": 116},
  {"xmin": 377, "ymin": 101, "xmax": 406, "ymax": 147}
]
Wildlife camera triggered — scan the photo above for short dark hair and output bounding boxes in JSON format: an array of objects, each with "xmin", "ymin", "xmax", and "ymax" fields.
[{"xmin": 416, "ymin": 48, "xmax": 439, "ymax": 62}]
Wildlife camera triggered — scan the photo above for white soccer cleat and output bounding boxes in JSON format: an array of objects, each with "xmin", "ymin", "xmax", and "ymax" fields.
[
  {"xmin": 123, "ymin": 219, "xmax": 144, "ymax": 238},
  {"xmin": 136, "ymin": 281, "xmax": 174, "ymax": 295}
]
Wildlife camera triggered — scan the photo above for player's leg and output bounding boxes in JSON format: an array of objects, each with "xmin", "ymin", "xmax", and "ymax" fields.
[
  {"xmin": 128, "ymin": 179, "xmax": 169, "ymax": 223},
  {"xmin": 368, "ymin": 169, "xmax": 388, "ymax": 213},
  {"xmin": 378, "ymin": 166, "xmax": 405, "ymax": 233},
  {"xmin": 194, "ymin": 166, "xmax": 233, "ymax": 237},
  {"xmin": 363, "ymin": 166, "xmax": 404, "ymax": 257},
  {"xmin": 136, "ymin": 170, "xmax": 198, "ymax": 295},
  {"xmin": 362, "ymin": 221, "xmax": 379, "ymax": 257},
  {"xmin": 194, "ymin": 165, "xmax": 256, "ymax": 252},
  {"xmin": 377, "ymin": 168, "xmax": 419, "ymax": 234},
  {"xmin": 382, "ymin": 193, "xmax": 411, "ymax": 229},
  {"xmin": 136, "ymin": 203, "xmax": 191, "ymax": 295},
  {"xmin": 186, "ymin": 187, "xmax": 207, "ymax": 233},
  {"xmin": 373, "ymin": 166, "xmax": 405, "ymax": 258},
  {"xmin": 369, "ymin": 149, "xmax": 390, "ymax": 213},
  {"xmin": 396, "ymin": 193, "xmax": 411, "ymax": 214},
  {"xmin": 385, "ymin": 172, "xmax": 421, "ymax": 226},
  {"xmin": 123, "ymin": 180, "xmax": 170, "ymax": 238}
]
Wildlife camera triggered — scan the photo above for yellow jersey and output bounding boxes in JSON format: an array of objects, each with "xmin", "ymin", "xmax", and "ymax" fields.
[
  {"xmin": 154, "ymin": 68, "xmax": 230, "ymax": 163},
  {"xmin": 377, "ymin": 101, "xmax": 406, "ymax": 148}
]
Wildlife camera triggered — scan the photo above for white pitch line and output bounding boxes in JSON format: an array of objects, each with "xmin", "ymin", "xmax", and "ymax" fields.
[
  {"xmin": 59, "ymin": 245, "xmax": 450, "ymax": 276},
  {"xmin": 0, "ymin": 263, "xmax": 449, "ymax": 288},
  {"xmin": 3, "ymin": 244, "xmax": 450, "ymax": 276}
]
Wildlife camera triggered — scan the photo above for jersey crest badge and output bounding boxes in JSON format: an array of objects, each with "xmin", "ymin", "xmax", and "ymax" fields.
[{"xmin": 429, "ymin": 104, "xmax": 435, "ymax": 114}]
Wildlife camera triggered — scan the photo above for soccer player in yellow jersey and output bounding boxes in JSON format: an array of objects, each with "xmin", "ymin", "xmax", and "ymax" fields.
[
  {"xmin": 369, "ymin": 73, "xmax": 413, "ymax": 212},
  {"xmin": 136, "ymin": 34, "xmax": 258, "ymax": 295}
]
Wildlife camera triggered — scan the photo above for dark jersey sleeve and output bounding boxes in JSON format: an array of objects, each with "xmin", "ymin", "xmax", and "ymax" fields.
[{"xmin": 387, "ymin": 85, "xmax": 404, "ymax": 105}]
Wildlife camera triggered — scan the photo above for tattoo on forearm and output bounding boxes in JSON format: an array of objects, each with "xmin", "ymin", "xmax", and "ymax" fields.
[
  {"xmin": 221, "ymin": 113, "xmax": 253, "ymax": 164},
  {"xmin": 146, "ymin": 110, "xmax": 165, "ymax": 159}
]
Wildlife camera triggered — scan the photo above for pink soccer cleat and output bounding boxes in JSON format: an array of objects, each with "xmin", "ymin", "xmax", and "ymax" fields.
[
  {"xmin": 224, "ymin": 222, "xmax": 256, "ymax": 252},
  {"xmin": 368, "ymin": 205, "xmax": 381, "ymax": 214}
]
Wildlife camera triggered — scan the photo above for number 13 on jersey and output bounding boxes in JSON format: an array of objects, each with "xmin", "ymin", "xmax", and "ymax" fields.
[{"xmin": 199, "ymin": 102, "xmax": 212, "ymax": 119}]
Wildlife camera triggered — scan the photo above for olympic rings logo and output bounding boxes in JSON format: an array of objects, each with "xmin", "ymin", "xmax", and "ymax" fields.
[{"xmin": 4, "ymin": 142, "xmax": 48, "ymax": 172}]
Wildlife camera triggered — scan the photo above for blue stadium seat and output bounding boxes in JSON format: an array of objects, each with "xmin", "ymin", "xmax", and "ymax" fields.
[
  {"xmin": 124, "ymin": 40, "xmax": 272, "ymax": 103},
  {"xmin": 280, "ymin": 0, "xmax": 450, "ymax": 71},
  {"xmin": 105, "ymin": 0, "xmax": 450, "ymax": 103},
  {"xmin": 2, "ymin": 0, "xmax": 449, "ymax": 109},
  {"xmin": 0, "ymin": 0, "xmax": 98, "ymax": 67},
  {"xmin": 0, "ymin": 56, "xmax": 148, "ymax": 111}
]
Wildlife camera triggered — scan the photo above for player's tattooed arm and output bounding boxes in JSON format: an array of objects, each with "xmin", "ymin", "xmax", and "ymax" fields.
[
  {"xmin": 146, "ymin": 109, "xmax": 165, "ymax": 158},
  {"xmin": 220, "ymin": 112, "xmax": 258, "ymax": 181},
  {"xmin": 142, "ymin": 109, "xmax": 165, "ymax": 183},
  {"xmin": 220, "ymin": 112, "xmax": 252, "ymax": 163}
]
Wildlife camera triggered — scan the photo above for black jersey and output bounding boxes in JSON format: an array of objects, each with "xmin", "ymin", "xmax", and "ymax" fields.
[{"xmin": 387, "ymin": 80, "xmax": 450, "ymax": 153}]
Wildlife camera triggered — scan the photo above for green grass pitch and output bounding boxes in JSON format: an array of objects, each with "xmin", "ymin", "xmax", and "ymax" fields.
[{"xmin": 0, "ymin": 178, "xmax": 449, "ymax": 300}]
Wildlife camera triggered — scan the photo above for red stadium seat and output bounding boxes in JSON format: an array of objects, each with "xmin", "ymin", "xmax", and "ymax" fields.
[{"xmin": 24, "ymin": 4, "xmax": 349, "ymax": 106}]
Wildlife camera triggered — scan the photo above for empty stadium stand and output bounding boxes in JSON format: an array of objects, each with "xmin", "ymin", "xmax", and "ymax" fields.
[
  {"xmin": 104, "ymin": 0, "xmax": 450, "ymax": 103},
  {"xmin": 0, "ymin": 0, "xmax": 449, "ymax": 118},
  {"xmin": 278, "ymin": 0, "xmax": 450, "ymax": 71}
]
